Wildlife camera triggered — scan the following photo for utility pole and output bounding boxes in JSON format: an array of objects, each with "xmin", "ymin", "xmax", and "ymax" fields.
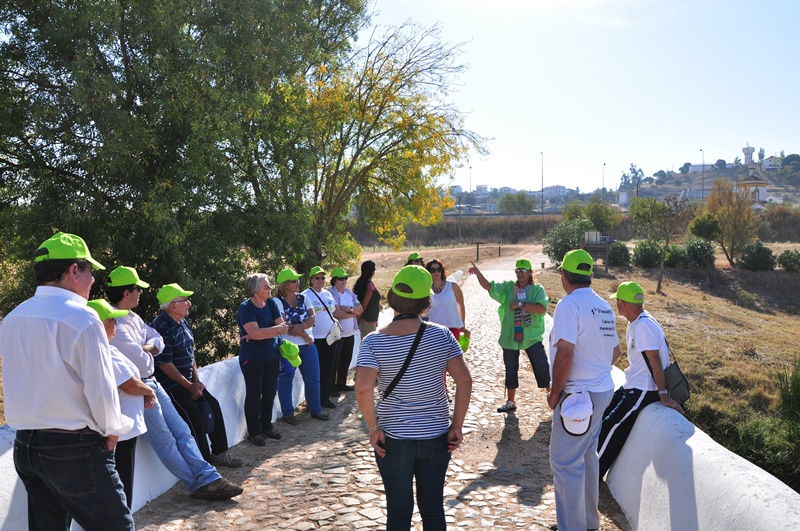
[
  {"xmin": 602, "ymin": 162, "xmax": 606, "ymax": 201},
  {"xmin": 700, "ymin": 148, "xmax": 705, "ymax": 201},
  {"xmin": 540, "ymin": 152, "xmax": 544, "ymax": 225}
]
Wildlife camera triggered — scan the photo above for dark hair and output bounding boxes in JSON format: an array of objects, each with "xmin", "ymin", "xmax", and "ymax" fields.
[
  {"xmin": 353, "ymin": 260, "xmax": 376, "ymax": 302},
  {"xmin": 425, "ymin": 258, "xmax": 446, "ymax": 280},
  {"xmin": 105, "ymin": 284, "xmax": 135, "ymax": 305},
  {"xmin": 387, "ymin": 286, "xmax": 430, "ymax": 315},
  {"xmin": 562, "ymin": 269, "xmax": 592, "ymax": 286},
  {"xmin": 34, "ymin": 259, "xmax": 87, "ymax": 285}
]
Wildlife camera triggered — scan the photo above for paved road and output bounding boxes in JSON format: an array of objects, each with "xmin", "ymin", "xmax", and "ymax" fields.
[{"xmin": 134, "ymin": 265, "xmax": 626, "ymax": 530}]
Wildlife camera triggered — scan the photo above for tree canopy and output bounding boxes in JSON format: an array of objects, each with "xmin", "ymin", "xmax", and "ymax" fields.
[
  {"xmin": 703, "ymin": 178, "xmax": 757, "ymax": 267},
  {"xmin": 497, "ymin": 191, "xmax": 535, "ymax": 215},
  {"xmin": 0, "ymin": 0, "xmax": 484, "ymax": 361}
]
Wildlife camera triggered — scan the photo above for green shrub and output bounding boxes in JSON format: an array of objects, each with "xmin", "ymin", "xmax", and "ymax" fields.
[
  {"xmin": 684, "ymin": 237, "xmax": 716, "ymax": 269},
  {"xmin": 632, "ymin": 239, "xmax": 662, "ymax": 268},
  {"xmin": 778, "ymin": 249, "xmax": 800, "ymax": 273},
  {"xmin": 542, "ymin": 218, "xmax": 594, "ymax": 263},
  {"xmin": 738, "ymin": 240, "xmax": 777, "ymax": 271},
  {"xmin": 607, "ymin": 241, "xmax": 631, "ymax": 266},
  {"xmin": 664, "ymin": 244, "xmax": 686, "ymax": 268}
]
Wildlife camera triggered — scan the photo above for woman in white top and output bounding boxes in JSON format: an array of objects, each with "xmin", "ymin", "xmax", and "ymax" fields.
[
  {"xmin": 328, "ymin": 267, "xmax": 363, "ymax": 393},
  {"xmin": 303, "ymin": 266, "xmax": 340, "ymax": 409},
  {"xmin": 88, "ymin": 299, "xmax": 155, "ymax": 509},
  {"xmin": 425, "ymin": 259, "xmax": 465, "ymax": 339}
]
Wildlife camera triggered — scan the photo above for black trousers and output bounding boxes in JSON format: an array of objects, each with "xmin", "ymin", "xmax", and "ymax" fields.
[
  {"xmin": 597, "ymin": 386, "xmax": 660, "ymax": 479},
  {"xmin": 334, "ymin": 335, "xmax": 356, "ymax": 389},
  {"xmin": 115, "ymin": 437, "xmax": 138, "ymax": 509},
  {"xmin": 167, "ymin": 386, "xmax": 229, "ymax": 461},
  {"xmin": 315, "ymin": 337, "xmax": 340, "ymax": 399}
]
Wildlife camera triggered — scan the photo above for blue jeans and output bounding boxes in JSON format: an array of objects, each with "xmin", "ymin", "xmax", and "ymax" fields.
[
  {"xmin": 375, "ymin": 432, "xmax": 451, "ymax": 531},
  {"xmin": 278, "ymin": 343, "xmax": 322, "ymax": 416},
  {"xmin": 239, "ymin": 355, "xmax": 280, "ymax": 435},
  {"xmin": 13, "ymin": 429, "xmax": 134, "ymax": 531},
  {"xmin": 142, "ymin": 378, "xmax": 221, "ymax": 492}
]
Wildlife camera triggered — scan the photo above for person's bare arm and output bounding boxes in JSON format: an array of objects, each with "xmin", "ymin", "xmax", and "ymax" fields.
[
  {"xmin": 242, "ymin": 318, "xmax": 288, "ymax": 340},
  {"xmin": 159, "ymin": 362, "xmax": 204, "ymax": 399},
  {"xmin": 355, "ymin": 367, "xmax": 386, "ymax": 457},
  {"xmin": 644, "ymin": 349, "xmax": 685, "ymax": 415},
  {"xmin": 357, "ymin": 290, "xmax": 373, "ymax": 323},
  {"xmin": 548, "ymin": 339, "xmax": 575, "ymax": 409},
  {"xmin": 452, "ymin": 283, "xmax": 466, "ymax": 326},
  {"xmin": 468, "ymin": 261, "xmax": 490, "ymax": 291},
  {"xmin": 612, "ymin": 345, "xmax": 621, "ymax": 364},
  {"xmin": 447, "ymin": 355, "xmax": 473, "ymax": 452},
  {"xmin": 119, "ymin": 377, "xmax": 157, "ymax": 409}
]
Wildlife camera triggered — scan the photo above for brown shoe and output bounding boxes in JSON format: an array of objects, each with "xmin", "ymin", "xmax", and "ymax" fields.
[{"xmin": 191, "ymin": 478, "xmax": 243, "ymax": 499}]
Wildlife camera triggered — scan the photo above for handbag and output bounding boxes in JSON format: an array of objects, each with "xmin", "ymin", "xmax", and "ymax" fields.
[
  {"xmin": 309, "ymin": 289, "xmax": 344, "ymax": 345},
  {"xmin": 640, "ymin": 315, "xmax": 690, "ymax": 406},
  {"xmin": 382, "ymin": 321, "xmax": 428, "ymax": 402}
]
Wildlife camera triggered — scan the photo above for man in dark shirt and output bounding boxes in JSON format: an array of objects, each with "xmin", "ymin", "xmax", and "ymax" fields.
[{"xmin": 152, "ymin": 283, "xmax": 242, "ymax": 468}]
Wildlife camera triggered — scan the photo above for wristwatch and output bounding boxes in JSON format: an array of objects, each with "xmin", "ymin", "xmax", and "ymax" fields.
[
  {"xmin": 658, "ymin": 389, "xmax": 669, "ymax": 395},
  {"xmin": 517, "ymin": 301, "xmax": 524, "ymax": 308}
]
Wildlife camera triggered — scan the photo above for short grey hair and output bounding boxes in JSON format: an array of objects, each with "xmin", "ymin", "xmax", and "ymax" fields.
[
  {"xmin": 245, "ymin": 273, "xmax": 269, "ymax": 298},
  {"xmin": 159, "ymin": 301, "xmax": 171, "ymax": 310}
]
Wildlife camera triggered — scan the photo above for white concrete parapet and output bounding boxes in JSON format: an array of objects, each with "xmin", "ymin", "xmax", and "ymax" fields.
[{"xmin": 606, "ymin": 378, "xmax": 800, "ymax": 530}]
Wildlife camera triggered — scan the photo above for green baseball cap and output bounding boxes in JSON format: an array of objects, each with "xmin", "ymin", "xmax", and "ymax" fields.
[
  {"xmin": 515, "ymin": 259, "xmax": 532, "ymax": 271},
  {"xmin": 408, "ymin": 252, "xmax": 423, "ymax": 261},
  {"xmin": 107, "ymin": 266, "xmax": 150, "ymax": 288},
  {"xmin": 276, "ymin": 268, "xmax": 302, "ymax": 284},
  {"xmin": 278, "ymin": 340, "xmax": 302, "ymax": 368},
  {"xmin": 611, "ymin": 281, "xmax": 645, "ymax": 304},
  {"xmin": 309, "ymin": 266, "xmax": 326, "ymax": 278},
  {"xmin": 34, "ymin": 232, "xmax": 105, "ymax": 270},
  {"xmin": 330, "ymin": 267, "xmax": 348, "ymax": 279},
  {"xmin": 558, "ymin": 249, "xmax": 594, "ymax": 276},
  {"xmin": 157, "ymin": 283, "xmax": 194, "ymax": 305},
  {"xmin": 87, "ymin": 299, "xmax": 129, "ymax": 321},
  {"xmin": 391, "ymin": 265, "xmax": 432, "ymax": 299}
]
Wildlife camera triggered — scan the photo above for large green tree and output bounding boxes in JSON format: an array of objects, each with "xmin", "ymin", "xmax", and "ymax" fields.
[
  {"xmin": 0, "ymin": 1, "xmax": 482, "ymax": 361},
  {"xmin": 703, "ymin": 178, "xmax": 757, "ymax": 267},
  {"xmin": 498, "ymin": 191, "xmax": 535, "ymax": 215}
]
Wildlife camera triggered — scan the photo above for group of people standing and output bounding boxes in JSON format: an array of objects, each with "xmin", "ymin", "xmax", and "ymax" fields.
[{"xmin": 1, "ymin": 233, "xmax": 684, "ymax": 531}]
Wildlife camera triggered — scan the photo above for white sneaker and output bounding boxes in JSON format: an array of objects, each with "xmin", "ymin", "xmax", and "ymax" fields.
[{"xmin": 497, "ymin": 400, "xmax": 517, "ymax": 413}]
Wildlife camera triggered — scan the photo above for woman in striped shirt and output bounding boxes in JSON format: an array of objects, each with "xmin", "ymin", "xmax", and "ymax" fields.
[{"xmin": 356, "ymin": 266, "xmax": 473, "ymax": 531}]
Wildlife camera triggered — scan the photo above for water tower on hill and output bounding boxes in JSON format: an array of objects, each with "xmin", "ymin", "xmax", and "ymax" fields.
[{"xmin": 742, "ymin": 144, "xmax": 755, "ymax": 165}]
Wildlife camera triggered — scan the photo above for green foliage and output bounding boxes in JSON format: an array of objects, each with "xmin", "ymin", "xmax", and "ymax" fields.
[
  {"xmin": 738, "ymin": 241, "xmax": 777, "ymax": 271},
  {"xmin": 684, "ymin": 237, "xmax": 716, "ymax": 269},
  {"xmin": 778, "ymin": 359, "xmax": 800, "ymax": 423},
  {"xmin": 778, "ymin": 249, "xmax": 800, "ymax": 273},
  {"xmin": 664, "ymin": 244, "xmax": 687, "ymax": 268},
  {"xmin": 542, "ymin": 218, "xmax": 594, "ymax": 264},
  {"xmin": 497, "ymin": 192, "xmax": 536, "ymax": 215},
  {"xmin": 680, "ymin": 162, "xmax": 692, "ymax": 174},
  {"xmin": 690, "ymin": 213, "xmax": 722, "ymax": 241},
  {"xmin": 607, "ymin": 242, "xmax": 631, "ymax": 266},
  {"xmin": 632, "ymin": 239, "xmax": 662, "ymax": 268},
  {"xmin": 704, "ymin": 179, "xmax": 758, "ymax": 267},
  {"xmin": 715, "ymin": 159, "xmax": 727, "ymax": 169},
  {"xmin": 561, "ymin": 200, "xmax": 585, "ymax": 221},
  {"xmin": 583, "ymin": 196, "xmax": 622, "ymax": 233},
  {"xmin": 758, "ymin": 205, "xmax": 800, "ymax": 242}
]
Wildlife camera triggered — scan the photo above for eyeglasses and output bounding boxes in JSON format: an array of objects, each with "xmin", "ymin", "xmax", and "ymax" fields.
[
  {"xmin": 132, "ymin": 286, "xmax": 144, "ymax": 292},
  {"xmin": 172, "ymin": 298, "xmax": 190, "ymax": 304},
  {"xmin": 515, "ymin": 268, "xmax": 530, "ymax": 274},
  {"xmin": 428, "ymin": 267, "xmax": 442, "ymax": 273},
  {"xmin": 312, "ymin": 276, "xmax": 325, "ymax": 281},
  {"xmin": 334, "ymin": 277, "xmax": 348, "ymax": 281},
  {"xmin": 262, "ymin": 284, "xmax": 272, "ymax": 290},
  {"xmin": 288, "ymin": 279, "xmax": 299, "ymax": 284}
]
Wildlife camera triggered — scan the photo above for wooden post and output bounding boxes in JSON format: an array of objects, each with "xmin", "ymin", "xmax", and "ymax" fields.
[
  {"xmin": 476, "ymin": 242, "xmax": 480, "ymax": 262},
  {"xmin": 498, "ymin": 245, "xmax": 501, "ymax": 257}
]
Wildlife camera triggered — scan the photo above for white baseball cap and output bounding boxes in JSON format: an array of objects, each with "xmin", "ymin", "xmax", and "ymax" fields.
[{"xmin": 560, "ymin": 391, "xmax": 593, "ymax": 436}]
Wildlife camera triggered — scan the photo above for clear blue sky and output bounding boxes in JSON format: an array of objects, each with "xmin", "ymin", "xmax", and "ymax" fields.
[{"xmin": 367, "ymin": 0, "xmax": 800, "ymax": 194}]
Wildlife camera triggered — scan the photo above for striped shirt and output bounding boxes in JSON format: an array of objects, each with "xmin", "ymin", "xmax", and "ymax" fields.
[
  {"xmin": 152, "ymin": 311, "xmax": 196, "ymax": 393},
  {"xmin": 358, "ymin": 323, "xmax": 463, "ymax": 439}
]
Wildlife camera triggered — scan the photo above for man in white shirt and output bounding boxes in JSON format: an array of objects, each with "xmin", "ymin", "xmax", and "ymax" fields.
[
  {"xmin": 105, "ymin": 266, "xmax": 242, "ymax": 499},
  {"xmin": 548, "ymin": 249, "xmax": 619, "ymax": 531},
  {"xmin": 597, "ymin": 282, "xmax": 684, "ymax": 479},
  {"xmin": 0, "ymin": 232, "xmax": 135, "ymax": 530}
]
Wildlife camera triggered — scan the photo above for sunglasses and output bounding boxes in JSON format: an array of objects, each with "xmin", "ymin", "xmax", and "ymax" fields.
[
  {"xmin": 515, "ymin": 268, "xmax": 531, "ymax": 274},
  {"xmin": 312, "ymin": 276, "xmax": 325, "ymax": 281},
  {"xmin": 288, "ymin": 279, "xmax": 299, "ymax": 284},
  {"xmin": 428, "ymin": 267, "xmax": 442, "ymax": 272},
  {"xmin": 334, "ymin": 277, "xmax": 348, "ymax": 281}
]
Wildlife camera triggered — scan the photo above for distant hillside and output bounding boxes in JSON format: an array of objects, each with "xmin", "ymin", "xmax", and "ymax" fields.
[{"xmin": 630, "ymin": 165, "xmax": 800, "ymax": 204}]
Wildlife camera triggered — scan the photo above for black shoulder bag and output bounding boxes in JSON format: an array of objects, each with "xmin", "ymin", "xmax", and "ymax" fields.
[
  {"xmin": 639, "ymin": 315, "xmax": 691, "ymax": 406},
  {"xmin": 382, "ymin": 321, "xmax": 429, "ymax": 402}
]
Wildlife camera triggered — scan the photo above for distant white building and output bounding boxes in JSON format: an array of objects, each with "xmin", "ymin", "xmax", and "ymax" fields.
[
  {"xmin": 449, "ymin": 185, "xmax": 463, "ymax": 196},
  {"xmin": 499, "ymin": 186, "xmax": 517, "ymax": 195},
  {"xmin": 540, "ymin": 185, "xmax": 566, "ymax": 198},
  {"xmin": 763, "ymin": 156, "xmax": 781, "ymax": 170},
  {"xmin": 474, "ymin": 184, "xmax": 488, "ymax": 197}
]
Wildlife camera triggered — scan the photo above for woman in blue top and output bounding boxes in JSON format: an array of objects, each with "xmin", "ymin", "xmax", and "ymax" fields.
[
  {"xmin": 356, "ymin": 266, "xmax": 473, "ymax": 530},
  {"xmin": 237, "ymin": 273, "xmax": 288, "ymax": 446}
]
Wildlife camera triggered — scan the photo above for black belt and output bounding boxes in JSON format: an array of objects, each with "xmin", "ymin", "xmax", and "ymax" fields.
[{"xmin": 35, "ymin": 427, "xmax": 100, "ymax": 436}]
